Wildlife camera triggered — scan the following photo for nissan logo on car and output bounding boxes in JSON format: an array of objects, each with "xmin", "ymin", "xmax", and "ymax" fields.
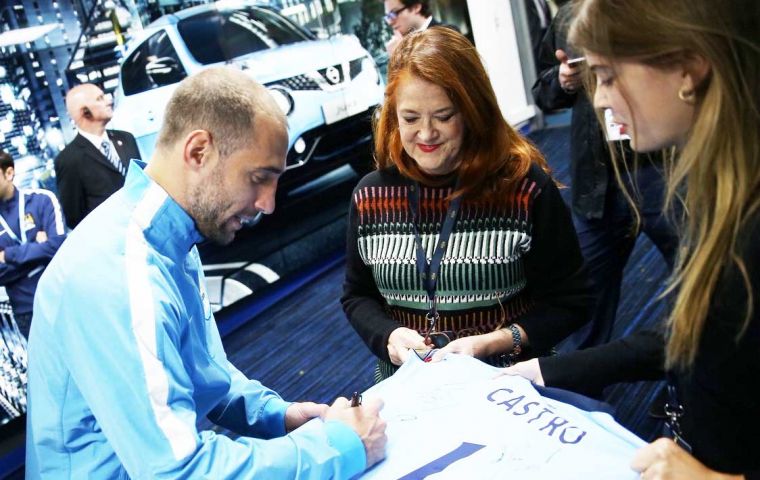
[{"xmin": 325, "ymin": 65, "xmax": 340, "ymax": 85}]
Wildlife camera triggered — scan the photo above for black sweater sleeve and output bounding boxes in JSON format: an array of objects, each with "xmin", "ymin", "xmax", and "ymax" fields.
[
  {"xmin": 539, "ymin": 328, "xmax": 666, "ymax": 397},
  {"xmin": 517, "ymin": 170, "xmax": 594, "ymax": 355},
  {"xmin": 340, "ymin": 184, "xmax": 399, "ymax": 363}
]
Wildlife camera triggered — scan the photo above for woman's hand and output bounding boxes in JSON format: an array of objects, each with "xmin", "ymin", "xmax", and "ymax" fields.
[
  {"xmin": 632, "ymin": 438, "xmax": 743, "ymax": 480},
  {"xmin": 387, "ymin": 327, "xmax": 429, "ymax": 366},
  {"xmin": 499, "ymin": 358, "xmax": 545, "ymax": 386},
  {"xmin": 429, "ymin": 331, "xmax": 508, "ymax": 362}
]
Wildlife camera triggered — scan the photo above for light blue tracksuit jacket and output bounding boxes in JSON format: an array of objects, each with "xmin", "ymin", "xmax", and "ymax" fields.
[{"xmin": 25, "ymin": 162, "xmax": 364, "ymax": 479}]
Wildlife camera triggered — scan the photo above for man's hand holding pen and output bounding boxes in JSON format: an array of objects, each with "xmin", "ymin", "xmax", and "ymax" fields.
[{"xmin": 323, "ymin": 394, "xmax": 387, "ymax": 469}]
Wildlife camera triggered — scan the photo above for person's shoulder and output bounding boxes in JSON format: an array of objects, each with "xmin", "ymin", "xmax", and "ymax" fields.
[
  {"xmin": 56, "ymin": 134, "xmax": 83, "ymax": 156},
  {"xmin": 523, "ymin": 162, "xmax": 555, "ymax": 191},
  {"xmin": 55, "ymin": 134, "xmax": 91, "ymax": 167},
  {"xmin": 555, "ymin": 2, "xmax": 574, "ymax": 26},
  {"xmin": 21, "ymin": 188, "xmax": 58, "ymax": 205},
  {"xmin": 429, "ymin": 18, "xmax": 460, "ymax": 33},
  {"xmin": 108, "ymin": 129, "xmax": 136, "ymax": 140}
]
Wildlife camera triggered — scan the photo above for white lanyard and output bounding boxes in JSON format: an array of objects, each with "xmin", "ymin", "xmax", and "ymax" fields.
[{"xmin": 0, "ymin": 191, "xmax": 26, "ymax": 245}]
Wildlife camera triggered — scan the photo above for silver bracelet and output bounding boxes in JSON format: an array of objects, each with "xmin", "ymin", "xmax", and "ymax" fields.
[{"xmin": 499, "ymin": 324, "xmax": 522, "ymax": 366}]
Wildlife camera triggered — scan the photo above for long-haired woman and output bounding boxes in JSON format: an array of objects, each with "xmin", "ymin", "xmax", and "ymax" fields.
[{"xmin": 506, "ymin": 0, "xmax": 760, "ymax": 477}]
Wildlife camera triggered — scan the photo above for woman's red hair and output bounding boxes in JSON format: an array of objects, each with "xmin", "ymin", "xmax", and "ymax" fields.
[{"xmin": 374, "ymin": 27, "xmax": 549, "ymax": 201}]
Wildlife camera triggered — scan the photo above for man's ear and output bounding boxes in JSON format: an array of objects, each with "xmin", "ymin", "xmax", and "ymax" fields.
[
  {"xmin": 182, "ymin": 130, "xmax": 214, "ymax": 171},
  {"xmin": 4, "ymin": 167, "xmax": 14, "ymax": 181},
  {"xmin": 409, "ymin": 2, "xmax": 423, "ymax": 16}
]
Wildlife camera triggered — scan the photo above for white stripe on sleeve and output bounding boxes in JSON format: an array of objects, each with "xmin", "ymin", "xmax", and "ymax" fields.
[{"xmin": 125, "ymin": 183, "xmax": 196, "ymax": 461}]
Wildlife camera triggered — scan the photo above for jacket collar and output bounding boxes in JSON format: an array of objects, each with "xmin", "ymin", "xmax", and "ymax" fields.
[{"xmin": 123, "ymin": 161, "xmax": 204, "ymax": 257}]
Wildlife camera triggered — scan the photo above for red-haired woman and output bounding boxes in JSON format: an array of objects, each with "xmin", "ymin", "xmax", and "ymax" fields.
[{"xmin": 341, "ymin": 27, "xmax": 592, "ymax": 381}]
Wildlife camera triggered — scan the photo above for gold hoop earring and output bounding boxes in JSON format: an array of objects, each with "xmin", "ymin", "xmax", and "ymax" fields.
[{"xmin": 678, "ymin": 88, "xmax": 696, "ymax": 104}]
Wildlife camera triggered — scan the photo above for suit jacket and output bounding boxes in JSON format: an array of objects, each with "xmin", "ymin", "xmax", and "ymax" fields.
[
  {"xmin": 524, "ymin": 0, "xmax": 551, "ymax": 69},
  {"xmin": 531, "ymin": 3, "xmax": 612, "ymax": 220},
  {"xmin": 428, "ymin": 18, "xmax": 459, "ymax": 33},
  {"xmin": 54, "ymin": 130, "xmax": 141, "ymax": 229}
]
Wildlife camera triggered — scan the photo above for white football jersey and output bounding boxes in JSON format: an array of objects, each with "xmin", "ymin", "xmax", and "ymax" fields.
[{"xmin": 359, "ymin": 354, "xmax": 643, "ymax": 480}]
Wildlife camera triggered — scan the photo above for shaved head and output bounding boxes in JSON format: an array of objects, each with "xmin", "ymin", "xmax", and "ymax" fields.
[
  {"xmin": 65, "ymin": 83, "xmax": 113, "ymax": 128},
  {"xmin": 157, "ymin": 67, "xmax": 286, "ymax": 161},
  {"xmin": 65, "ymin": 84, "xmax": 93, "ymax": 119},
  {"xmin": 146, "ymin": 67, "xmax": 288, "ymax": 246}
]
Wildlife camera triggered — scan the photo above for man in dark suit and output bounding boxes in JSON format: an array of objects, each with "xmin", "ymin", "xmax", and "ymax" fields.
[
  {"xmin": 383, "ymin": 0, "xmax": 443, "ymax": 55},
  {"xmin": 524, "ymin": 0, "xmax": 552, "ymax": 70},
  {"xmin": 55, "ymin": 83, "xmax": 141, "ymax": 229}
]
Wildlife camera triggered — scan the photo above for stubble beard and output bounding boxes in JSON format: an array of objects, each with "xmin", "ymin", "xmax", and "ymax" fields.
[{"xmin": 188, "ymin": 167, "xmax": 235, "ymax": 246}]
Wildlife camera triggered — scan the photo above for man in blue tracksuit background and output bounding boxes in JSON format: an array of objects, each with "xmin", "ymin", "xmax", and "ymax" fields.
[
  {"xmin": 0, "ymin": 150, "xmax": 66, "ymax": 338},
  {"xmin": 26, "ymin": 68, "xmax": 386, "ymax": 478}
]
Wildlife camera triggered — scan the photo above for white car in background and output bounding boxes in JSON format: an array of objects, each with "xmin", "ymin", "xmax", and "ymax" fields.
[
  {"xmin": 111, "ymin": 2, "xmax": 384, "ymax": 310},
  {"xmin": 111, "ymin": 1, "xmax": 383, "ymax": 196}
]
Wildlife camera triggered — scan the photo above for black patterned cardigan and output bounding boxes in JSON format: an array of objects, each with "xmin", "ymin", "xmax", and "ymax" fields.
[{"xmin": 341, "ymin": 164, "xmax": 592, "ymax": 376}]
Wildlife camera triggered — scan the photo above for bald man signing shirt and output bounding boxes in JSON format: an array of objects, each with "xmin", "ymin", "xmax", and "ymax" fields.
[
  {"xmin": 27, "ymin": 67, "xmax": 387, "ymax": 479},
  {"xmin": 55, "ymin": 84, "xmax": 141, "ymax": 229}
]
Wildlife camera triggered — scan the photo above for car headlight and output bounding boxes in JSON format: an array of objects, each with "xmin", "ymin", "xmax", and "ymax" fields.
[
  {"xmin": 294, "ymin": 137, "xmax": 306, "ymax": 154},
  {"xmin": 268, "ymin": 87, "xmax": 294, "ymax": 116}
]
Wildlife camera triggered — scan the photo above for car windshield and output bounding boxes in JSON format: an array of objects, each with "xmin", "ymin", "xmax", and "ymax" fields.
[{"xmin": 178, "ymin": 6, "xmax": 311, "ymax": 65}]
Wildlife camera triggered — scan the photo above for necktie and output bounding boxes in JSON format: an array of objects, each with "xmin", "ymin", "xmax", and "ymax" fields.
[
  {"xmin": 531, "ymin": 0, "xmax": 550, "ymax": 28},
  {"xmin": 101, "ymin": 139, "xmax": 126, "ymax": 176}
]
